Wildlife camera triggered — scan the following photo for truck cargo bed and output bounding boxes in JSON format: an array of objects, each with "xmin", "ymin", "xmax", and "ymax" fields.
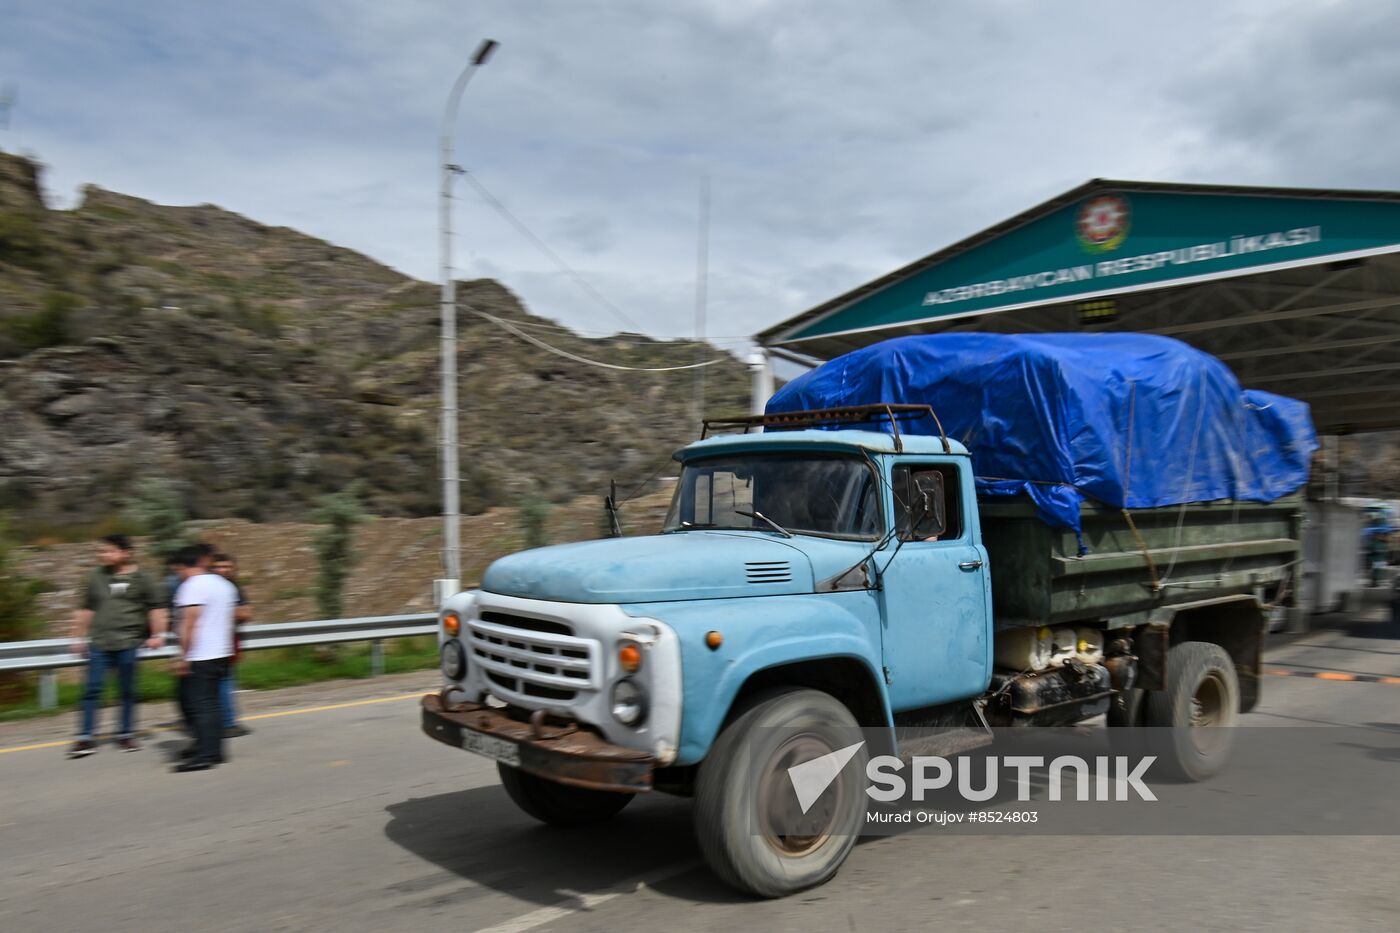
[{"xmin": 978, "ymin": 495, "xmax": 1303, "ymax": 630}]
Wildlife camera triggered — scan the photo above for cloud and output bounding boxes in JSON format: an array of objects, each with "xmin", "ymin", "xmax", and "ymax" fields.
[
  {"xmin": 552, "ymin": 211, "xmax": 614, "ymax": 255},
  {"xmin": 1170, "ymin": 1, "xmax": 1400, "ymax": 188},
  {"xmin": 5, "ymin": 0, "xmax": 1399, "ymax": 347}
]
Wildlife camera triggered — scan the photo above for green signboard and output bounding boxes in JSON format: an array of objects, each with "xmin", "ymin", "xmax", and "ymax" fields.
[{"xmin": 784, "ymin": 190, "xmax": 1400, "ymax": 343}]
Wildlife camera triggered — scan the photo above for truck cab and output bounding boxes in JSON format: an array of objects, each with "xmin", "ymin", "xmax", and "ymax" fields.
[{"xmin": 427, "ymin": 425, "xmax": 977, "ymax": 745}]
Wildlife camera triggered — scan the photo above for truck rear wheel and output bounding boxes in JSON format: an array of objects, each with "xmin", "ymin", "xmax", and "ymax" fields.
[
  {"xmin": 497, "ymin": 763, "xmax": 634, "ymax": 825},
  {"xmin": 1143, "ymin": 641, "xmax": 1240, "ymax": 781},
  {"xmin": 693, "ymin": 688, "xmax": 868, "ymax": 898}
]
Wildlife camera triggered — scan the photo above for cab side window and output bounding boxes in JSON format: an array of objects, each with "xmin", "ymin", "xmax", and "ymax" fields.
[{"xmin": 892, "ymin": 464, "xmax": 963, "ymax": 542}]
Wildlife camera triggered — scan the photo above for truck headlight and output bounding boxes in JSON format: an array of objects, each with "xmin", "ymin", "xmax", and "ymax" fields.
[
  {"xmin": 611, "ymin": 678, "xmax": 647, "ymax": 726},
  {"xmin": 441, "ymin": 639, "xmax": 466, "ymax": 680}
]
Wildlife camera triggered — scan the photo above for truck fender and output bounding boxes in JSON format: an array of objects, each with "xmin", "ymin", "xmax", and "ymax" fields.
[
  {"xmin": 679, "ymin": 635, "xmax": 892, "ymax": 765},
  {"xmin": 1141, "ymin": 594, "xmax": 1266, "ymax": 713}
]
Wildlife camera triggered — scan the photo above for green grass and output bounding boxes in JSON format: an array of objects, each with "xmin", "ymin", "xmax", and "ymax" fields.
[{"xmin": 0, "ymin": 636, "xmax": 440, "ymax": 723}]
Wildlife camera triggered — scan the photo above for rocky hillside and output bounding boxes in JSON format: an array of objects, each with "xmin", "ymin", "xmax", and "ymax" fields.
[{"xmin": 0, "ymin": 151, "xmax": 749, "ymax": 534}]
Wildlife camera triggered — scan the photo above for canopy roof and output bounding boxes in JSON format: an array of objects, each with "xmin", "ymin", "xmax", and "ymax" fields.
[{"xmin": 758, "ymin": 179, "xmax": 1400, "ymax": 433}]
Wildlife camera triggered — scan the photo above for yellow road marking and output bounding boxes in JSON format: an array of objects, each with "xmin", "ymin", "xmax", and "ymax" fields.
[
  {"xmin": 0, "ymin": 738, "xmax": 75, "ymax": 755},
  {"xmin": 0, "ymin": 691, "xmax": 426, "ymax": 755},
  {"xmin": 240, "ymin": 692, "xmax": 425, "ymax": 722},
  {"xmin": 1268, "ymin": 668, "xmax": 1399, "ymax": 684}
]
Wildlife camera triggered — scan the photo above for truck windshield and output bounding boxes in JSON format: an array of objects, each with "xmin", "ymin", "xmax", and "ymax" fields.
[{"xmin": 663, "ymin": 452, "xmax": 881, "ymax": 540}]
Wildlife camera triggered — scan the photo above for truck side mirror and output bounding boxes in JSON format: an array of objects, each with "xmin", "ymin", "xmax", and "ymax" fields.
[{"xmin": 911, "ymin": 472, "xmax": 946, "ymax": 540}]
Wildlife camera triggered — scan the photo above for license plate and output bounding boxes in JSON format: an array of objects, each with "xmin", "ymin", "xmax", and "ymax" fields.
[{"xmin": 462, "ymin": 730, "xmax": 521, "ymax": 766}]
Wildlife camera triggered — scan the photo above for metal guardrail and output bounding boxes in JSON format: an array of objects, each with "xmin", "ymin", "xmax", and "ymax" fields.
[{"xmin": 0, "ymin": 613, "xmax": 439, "ymax": 709}]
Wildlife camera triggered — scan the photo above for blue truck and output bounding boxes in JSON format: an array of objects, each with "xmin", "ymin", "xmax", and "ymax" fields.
[{"xmin": 422, "ymin": 402, "xmax": 1302, "ymax": 897}]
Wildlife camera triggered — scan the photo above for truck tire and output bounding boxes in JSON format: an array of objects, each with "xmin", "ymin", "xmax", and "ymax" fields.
[
  {"xmin": 693, "ymin": 688, "xmax": 868, "ymax": 899},
  {"xmin": 497, "ymin": 763, "xmax": 634, "ymax": 825},
  {"xmin": 1143, "ymin": 641, "xmax": 1240, "ymax": 781}
]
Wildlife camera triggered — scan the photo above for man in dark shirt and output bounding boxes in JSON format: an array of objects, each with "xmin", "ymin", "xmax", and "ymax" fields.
[{"xmin": 69, "ymin": 534, "xmax": 168, "ymax": 757}]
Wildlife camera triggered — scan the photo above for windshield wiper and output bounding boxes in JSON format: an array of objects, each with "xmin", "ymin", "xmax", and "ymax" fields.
[{"xmin": 734, "ymin": 509, "xmax": 794, "ymax": 538}]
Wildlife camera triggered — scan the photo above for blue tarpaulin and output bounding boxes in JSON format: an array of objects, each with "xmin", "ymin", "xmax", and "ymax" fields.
[{"xmin": 766, "ymin": 333, "xmax": 1317, "ymax": 532}]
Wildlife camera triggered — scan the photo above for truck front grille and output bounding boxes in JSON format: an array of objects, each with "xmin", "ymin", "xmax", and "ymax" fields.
[
  {"xmin": 467, "ymin": 615, "xmax": 600, "ymax": 703},
  {"xmin": 477, "ymin": 610, "xmax": 572, "ymax": 636}
]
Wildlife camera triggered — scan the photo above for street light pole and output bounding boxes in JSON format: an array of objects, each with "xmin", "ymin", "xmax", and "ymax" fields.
[{"xmin": 437, "ymin": 38, "xmax": 498, "ymax": 604}]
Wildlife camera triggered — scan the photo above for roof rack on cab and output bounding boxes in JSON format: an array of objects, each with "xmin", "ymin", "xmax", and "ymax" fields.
[{"xmin": 701, "ymin": 403, "xmax": 950, "ymax": 454}]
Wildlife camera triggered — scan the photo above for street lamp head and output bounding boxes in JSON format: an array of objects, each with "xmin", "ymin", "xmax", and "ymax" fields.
[{"xmin": 472, "ymin": 39, "xmax": 499, "ymax": 66}]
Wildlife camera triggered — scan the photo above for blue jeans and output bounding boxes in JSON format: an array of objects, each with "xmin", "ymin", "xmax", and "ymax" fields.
[
  {"xmin": 219, "ymin": 668, "xmax": 239, "ymax": 729},
  {"xmin": 78, "ymin": 646, "xmax": 139, "ymax": 740}
]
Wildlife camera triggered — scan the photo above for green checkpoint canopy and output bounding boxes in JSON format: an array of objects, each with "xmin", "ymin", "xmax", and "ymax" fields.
[{"xmin": 759, "ymin": 180, "xmax": 1400, "ymax": 433}]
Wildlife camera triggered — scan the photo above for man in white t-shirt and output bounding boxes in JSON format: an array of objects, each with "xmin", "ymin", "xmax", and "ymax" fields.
[{"xmin": 171, "ymin": 546, "xmax": 238, "ymax": 772}]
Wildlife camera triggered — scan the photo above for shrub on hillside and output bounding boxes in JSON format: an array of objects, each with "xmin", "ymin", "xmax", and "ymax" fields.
[
  {"xmin": 312, "ymin": 489, "xmax": 364, "ymax": 619},
  {"xmin": 0, "ymin": 208, "xmax": 46, "ymax": 267},
  {"xmin": 122, "ymin": 478, "xmax": 193, "ymax": 563},
  {"xmin": 518, "ymin": 482, "xmax": 552, "ymax": 550},
  {"xmin": 0, "ymin": 290, "xmax": 78, "ymax": 355},
  {"xmin": 0, "ymin": 516, "xmax": 46, "ymax": 703}
]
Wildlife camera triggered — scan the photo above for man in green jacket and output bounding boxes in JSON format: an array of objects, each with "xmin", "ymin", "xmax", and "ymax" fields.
[{"xmin": 68, "ymin": 534, "xmax": 168, "ymax": 757}]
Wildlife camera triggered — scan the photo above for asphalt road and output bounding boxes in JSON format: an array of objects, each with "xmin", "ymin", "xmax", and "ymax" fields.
[{"xmin": 2, "ymin": 612, "xmax": 1399, "ymax": 933}]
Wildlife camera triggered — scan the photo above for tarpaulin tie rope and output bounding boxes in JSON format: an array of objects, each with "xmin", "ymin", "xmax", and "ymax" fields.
[
  {"xmin": 1120, "ymin": 381, "xmax": 1162, "ymax": 593},
  {"xmin": 1121, "ymin": 508, "xmax": 1162, "ymax": 594},
  {"xmin": 1157, "ymin": 370, "xmax": 1210, "ymax": 587}
]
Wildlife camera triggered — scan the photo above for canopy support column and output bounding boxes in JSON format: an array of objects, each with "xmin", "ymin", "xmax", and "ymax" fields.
[{"xmin": 748, "ymin": 349, "xmax": 774, "ymax": 416}]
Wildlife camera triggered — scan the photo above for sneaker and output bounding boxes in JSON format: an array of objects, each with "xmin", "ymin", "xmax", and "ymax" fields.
[
  {"xmin": 67, "ymin": 740, "xmax": 97, "ymax": 758},
  {"xmin": 224, "ymin": 725, "xmax": 251, "ymax": 738},
  {"xmin": 117, "ymin": 737, "xmax": 140, "ymax": 753}
]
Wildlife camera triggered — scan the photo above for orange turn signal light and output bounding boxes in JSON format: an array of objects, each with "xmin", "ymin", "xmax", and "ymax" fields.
[
  {"xmin": 705, "ymin": 631, "xmax": 723, "ymax": 650},
  {"xmin": 618, "ymin": 644, "xmax": 643, "ymax": 673},
  {"xmin": 442, "ymin": 612, "xmax": 461, "ymax": 637}
]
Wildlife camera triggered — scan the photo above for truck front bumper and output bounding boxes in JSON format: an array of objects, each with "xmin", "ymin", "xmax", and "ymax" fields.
[{"xmin": 421, "ymin": 693, "xmax": 655, "ymax": 794}]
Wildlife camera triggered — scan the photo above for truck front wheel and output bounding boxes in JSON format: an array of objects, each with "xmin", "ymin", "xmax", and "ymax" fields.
[
  {"xmin": 1143, "ymin": 641, "xmax": 1240, "ymax": 781},
  {"xmin": 693, "ymin": 688, "xmax": 868, "ymax": 898},
  {"xmin": 497, "ymin": 764, "xmax": 634, "ymax": 825}
]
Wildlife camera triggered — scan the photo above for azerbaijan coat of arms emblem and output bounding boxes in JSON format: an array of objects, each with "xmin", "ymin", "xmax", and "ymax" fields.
[{"xmin": 1076, "ymin": 195, "xmax": 1130, "ymax": 253}]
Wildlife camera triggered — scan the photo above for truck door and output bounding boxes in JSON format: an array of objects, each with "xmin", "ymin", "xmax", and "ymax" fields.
[{"xmin": 877, "ymin": 461, "xmax": 992, "ymax": 711}]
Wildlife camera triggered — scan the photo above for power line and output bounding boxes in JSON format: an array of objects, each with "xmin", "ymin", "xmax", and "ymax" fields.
[
  {"xmin": 458, "ymin": 169, "xmax": 644, "ymax": 334},
  {"xmin": 486, "ymin": 314, "xmax": 753, "ymax": 343},
  {"xmin": 458, "ymin": 168, "xmax": 761, "ymax": 346},
  {"xmin": 470, "ymin": 307, "xmax": 729, "ymax": 372}
]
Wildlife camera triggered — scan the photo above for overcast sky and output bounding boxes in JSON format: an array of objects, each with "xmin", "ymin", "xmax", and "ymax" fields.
[{"xmin": 4, "ymin": 0, "xmax": 1399, "ymax": 349}]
